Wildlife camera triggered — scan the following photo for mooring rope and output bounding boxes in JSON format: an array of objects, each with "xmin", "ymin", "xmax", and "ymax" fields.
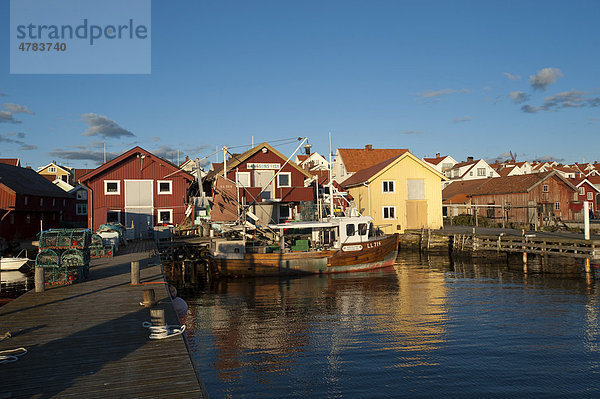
[
  {"xmin": 0, "ymin": 347, "xmax": 27, "ymax": 364},
  {"xmin": 142, "ymin": 321, "xmax": 186, "ymax": 340}
]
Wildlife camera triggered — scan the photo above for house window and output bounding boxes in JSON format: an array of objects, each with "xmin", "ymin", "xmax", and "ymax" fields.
[
  {"xmin": 107, "ymin": 210, "xmax": 121, "ymax": 223},
  {"xmin": 25, "ymin": 214, "xmax": 31, "ymax": 224},
  {"xmin": 157, "ymin": 180, "xmax": 172, "ymax": 195},
  {"xmin": 489, "ymin": 171, "xmax": 494, "ymax": 177},
  {"xmin": 555, "ymin": 202, "xmax": 560, "ymax": 211},
  {"xmin": 382, "ymin": 181, "xmax": 395, "ymax": 193},
  {"xmin": 469, "ymin": 171, "xmax": 473, "ymax": 176},
  {"xmin": 52, "ymin": 198, "xmax": 56, "ymax": 206},
  {"xmin": 9, "ymin": 214, "xmax": 14, "ymax": 224},
  {"xmin": 76, "ymin": 203, "xmax": 88, "ymax": 215},
  {"xmin": 346, "ymin": 223, "xmax": 356, "ymax": 236},
  {"xmin": 40, "ymin": 198, "xmax": 44, "ymax": 206},
  {"xmin": 236, "ymin": 172, "xmax": 251, "ymax": 187},
  {"xmin": 383, "ymin": 206, "xmax": 396, "ymax": 219},
  {"xmin": 158, "ymin": 209, "xmax": 173, "ymax": 224},
  {"xmin": 104, "ymin": 180, "xmax": 120, "ymax": 195},
  {"xmin": 76, "ymin": 190, "xmax": 87, "ymax": 200},
  {"xmin": 49, "ymin": 166, "xmax": 56, "ymax": 173},
  {"xmin": 61, "ymin": 175, "xmax": 68, "ymax": 182},
  {"xmin": 579, "ymin": 187, "xmax": 585, "ymax": 195},
  {"xmin": 442, "ymin": 163, "xmax": 452, "ymax": 171},
  {"xmin": 543, "ymin": 184, "xmax": 549, "ymax": 192},
  {"xmin": 280, "ymin": 205, "xmax": 291, "ymax": 220},
  {"xmin": 24, "ymin": 196, "xmax": 28, "ymax": 205},
  {"xmin": 588, "ymin": 192, "xmax": 594, "ymax": 201},
  {"xmin": 277, "ymin": 173, "xmax": 291, "ymax": 188},
  {"xmin": 477, "ymin": 168, "xmax": 486, "ymax": 176},
  {"xmin": 453, "ymin": 170, "xmax": 459, "ymax": 177}
]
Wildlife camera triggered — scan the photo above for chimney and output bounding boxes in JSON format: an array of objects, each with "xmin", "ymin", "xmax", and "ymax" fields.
[
  {"xmin": 467, "ymin": 156, "xmax": 474, "ymax": 162},
  {"xmin": 365, "ymin": 144, "xmax": 373, "ymax": 151},
  {"xmin": 436, "ymin": 152, "xmax": 440, "ymax": 158}
]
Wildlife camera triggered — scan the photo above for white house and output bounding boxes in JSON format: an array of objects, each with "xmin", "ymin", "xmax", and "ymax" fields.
[
  {"xmin": 423, "ymin": 153, "xmax": 459, "ymax": 175},
  {"xmin": 295, "ymin": 152, "xmax": 330, "ymax": 171},
  {"xmin": 445, "ymin": 157, "xmax": 499, "ymax": 187}
]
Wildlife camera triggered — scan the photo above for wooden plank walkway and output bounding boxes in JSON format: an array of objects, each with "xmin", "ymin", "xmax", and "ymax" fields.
[{"xmin": 0, "ymin": 240, "xmax": 208, "ymax": 399}]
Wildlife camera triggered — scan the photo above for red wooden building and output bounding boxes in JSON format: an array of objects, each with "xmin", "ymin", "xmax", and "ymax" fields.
[
  {"xmin": 470, "ymin": 171, "xmax": 578, "ymax": 228},
  {"xmin": 205, "ymin": 142, "xmax": 313, "ymax": 224},
  {"xmin": 78, "ymin": 147, "xmax": 194, "ymax": 238},
  {"xmin": 0, "ymin": 163, "xmax": 75, "ymax": 241},
  {"xmin": 569, "ymin": 178, "xmax": 600, "ymax": 217}
]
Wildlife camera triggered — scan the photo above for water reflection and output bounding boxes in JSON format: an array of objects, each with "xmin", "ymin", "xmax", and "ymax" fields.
[
  {"xmin": 0, "ymin": 269, "xmax": 33, "ymax": 306},
  {"xmin": 176, "ymin": 253, "xmax": 600, "ymax": 398}
]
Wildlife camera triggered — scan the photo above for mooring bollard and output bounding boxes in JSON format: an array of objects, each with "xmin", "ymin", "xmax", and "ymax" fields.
[
  {"xmin": 131, "ymin": 261, "xmax": 140, "ymax": 285},
  {"xmin": 150, "ymin": 308, "xmax": 166, "ymax": 326},
  {"xmin": 35, "ymin": 267, "xmax": 45, "ymax": 293},
  {"xmin": 142, "ymin": 289, "xmax": 156, "ymax": 307}
]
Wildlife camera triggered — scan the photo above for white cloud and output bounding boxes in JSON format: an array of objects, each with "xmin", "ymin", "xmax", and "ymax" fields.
[
  {"xmin": 3, "ymin": 103, "xmax": 34, "ymax": 114},
  {"xmin": 416, "ymin": 88, "xmax": 469, "ymax": 100},
  {"xmin": 81, "ymin": 113, "xmax": 135, "ymax": 139},
  {"xmin": 509, "ymin": 91, "xmax": 530, "ymax": 104},
  {"xmin": 453, "ymin": 116, "xmax": 472, "ymax": 123},
  {"xmin": 503, "ymin": 72, "xmax": 521, "ymax": 81},
  {"xmin": 401, "ymin": 130, "xmax": 424, "ymax": 135},
  {"xmin": 529, "ymin": 67, "xmax": 563, "ymax": 90},
  {"xmin": 0, "ymin": 110, "xmax": 20, "ymax": 123}
]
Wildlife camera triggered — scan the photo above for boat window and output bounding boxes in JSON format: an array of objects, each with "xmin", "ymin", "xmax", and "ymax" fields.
[
  {"xmin": 358, "ymin": 223, "xmax": 368, "ymax": 236},
  {"xmin": 346, "ymin": 224, "xmax": 356, "ymax": 236}
]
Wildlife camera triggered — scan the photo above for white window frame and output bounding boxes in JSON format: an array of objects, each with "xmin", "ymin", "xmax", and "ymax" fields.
[
  {"xmin": 579, "ymin": 187, "xmax": 585, "ymax": 195},
  {"xmin": 277, "ymin": 172, "xmax": 292, "ymax": 188},
  {"xmin": 587, "ymin": 192, "xmax": 594, "ymax": 201},
  {"xmin": 555, "ymin": 202, "xmax": 560, "ymax": 211},
  {"xmin": 48, "ymin": 166, "xmax": 56, "ymax": 173},
  {"xmin": 106, "ymin": 210, "xmax": 121, "ymax": 223},
  {"xmin": 157, "ymin": 209, "xmax": 173, "ymax": 224},
  {"xmin": 382, "ymin": 180, "xmax": 395, "ymax": 193},
  {"xmin": 76, "ymin": 203, "xmax": 88, "ymax": 216},
  {"xmin": 236, "ymin": 172, "xmax": 251, "ymax": 187},
  {"xmin": 76, "ymin": 190, "xmax": 87, "ymax": 200},
  {"xmin": 104, "ymin": 180, "xmax": 121, "ymax": 195},
  {"xmin": 477, "ymin": 168, "xmax": 486, "ymax": 176},
  {"xmin": 543, "ymin": 184, "xmax": 549, "ymax": 192},
  {"xmin": 382, "ymin": 206, "xmax": 396, "ymax": 220},
  {"xmin": 157, "ymin": 180, "xmax": 173, "ymax": 195}
]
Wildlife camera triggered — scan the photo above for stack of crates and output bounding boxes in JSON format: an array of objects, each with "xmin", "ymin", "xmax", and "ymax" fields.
[
  {"xmin": 35, "ymin": 229, "xmax": 91, "ymax": 285},
  {"xmin": 90, "ymin": 234, "xmax": 114, "ymax": 258}
]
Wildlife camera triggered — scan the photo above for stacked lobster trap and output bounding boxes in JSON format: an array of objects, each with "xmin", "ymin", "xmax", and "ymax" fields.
[
  {"xmin": 35, "ymin": 229, "xmax": 91, "ymax": 285},
  {"xmin": 90, "ymin": 234, "xmax": 114, "ymax": 258}
]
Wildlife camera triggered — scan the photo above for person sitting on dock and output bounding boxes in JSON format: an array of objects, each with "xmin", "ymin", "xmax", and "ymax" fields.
[{"xmin": 168, "ymin": 284, "xmax": 188, "ymax": 320}]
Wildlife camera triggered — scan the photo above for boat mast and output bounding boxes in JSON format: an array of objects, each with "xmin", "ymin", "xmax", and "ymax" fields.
[{"xmin": 328, "ymin": 131, "xmax": 334, "ymax": 218}]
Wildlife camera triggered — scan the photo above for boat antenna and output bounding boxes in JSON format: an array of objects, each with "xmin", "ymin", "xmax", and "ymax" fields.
[{"xmin": 329, "ymin": 130, "xmax": 334, "ymax": 217}]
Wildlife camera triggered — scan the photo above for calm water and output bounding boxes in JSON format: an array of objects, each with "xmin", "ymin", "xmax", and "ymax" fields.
[{"xmin": 174, "ymin": 254, "xmax": 600, "ymax": 398}]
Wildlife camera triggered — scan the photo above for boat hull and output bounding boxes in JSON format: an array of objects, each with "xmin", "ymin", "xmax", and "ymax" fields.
[
  {"xmin": 211, "ymin": 234, "xmax": 399, "ymax": 277},
  {"xmin": 0, "ymin": 257, "xmax": 29, "ymax": 271}
]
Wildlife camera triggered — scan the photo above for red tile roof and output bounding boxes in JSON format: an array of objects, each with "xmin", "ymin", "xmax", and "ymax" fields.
[
  {"xmin": 423, "ymin": 156, "xmax": 448, "ymax": 165},
  {"xmin": 296, "ymin": 155, "xmax": 309, "ymax": 163},
  {"xmin": 0, "ymin": 158, "xmax": 20, "ymax": 167},
  {"xmin": 74, "ymin": 168, "xmax": 94, "ymax": 183},
  {"xmin": 338, "ymin": 148, "xmax": 408, "ymax": 173},
  {"xmin": 442, "ymin": 179, "xmax": 488, "ymax": 201},
  {"xmin": 470, "ymin": 172, "xmax": 575, "ymax": 196}
]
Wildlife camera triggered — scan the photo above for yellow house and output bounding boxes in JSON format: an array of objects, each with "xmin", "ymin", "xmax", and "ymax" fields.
[
  {"xmin": 341, "ymin": 151, "xmax": 445, "ymax": 233},
  {"xmin": 37, "ymin": 162, "xmax": 73, "ymax": 184}
]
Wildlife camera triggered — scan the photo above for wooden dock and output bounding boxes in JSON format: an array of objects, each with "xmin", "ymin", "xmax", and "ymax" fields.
[{"xmin": 0, "ymin": 240, "xmax": 208, "ymax": 399}]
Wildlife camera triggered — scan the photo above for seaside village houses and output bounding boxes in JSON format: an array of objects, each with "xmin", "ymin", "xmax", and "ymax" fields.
[
  {"xmin": 203, "ymin": 142, "xmax": 314, "ymax": 226},
  {"xmin": 78, "ymin": 147, "xmax": 194, "ymax": 239}
]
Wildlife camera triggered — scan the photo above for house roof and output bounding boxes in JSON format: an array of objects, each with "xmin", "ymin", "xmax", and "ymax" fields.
[
  {"xmin": 569, "ymin": 178, "xmax": 600, "ymax": 192},
  {"xmin": 309, "ymin": 170, "xmax": 331, "ymax": 185},
  {"xmin": 338, "ymin": 147, "xmax": 409, "ymax": 173},
  {"xmin": 423, "ymin": 155, "xmax": 449, "ymax": 165},
  {"xmin": 442, "ymin": 179, "xmax": 489, "ymax": 201},
  {"xmin": 78, "ymin": 146, "xmax": 194, "ymax": 183},
  {"xmin": 0, "ymin": 158, "xmax": 20, "ymax": 167},
  {"xmin": 205, "ymin": 142, "xmax": 312, "ymax": 181},
  {"xmin": 470, "ymin": 171, "xmax": 576, "ymax": 196},
  {"xmin": 0, "ymin": 163, "xmax": 73, "ymax": 198},
  {"xmin": 37, "ymin": 162, "xmax": 71, "ymax": 174},
  {"xmin": 341, "ymin": 152, "xmax": 445, "ymax": 188},
  {"xmin": 444, "ymin": 193, "xmax": 471, "ymax": 204},
  {"xmin": 296, "ymin": 155, "xmax": 309, "ymax": 163},
  {"xmin": 73, "ymin": 168, "xmax": 94, "ymax": 182}
]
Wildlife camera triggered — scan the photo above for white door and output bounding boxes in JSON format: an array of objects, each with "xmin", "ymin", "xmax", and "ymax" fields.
[
  {"xmin": 125, "ymin": 180, "xmax": 153, "ymax": 239},
  {"xmin": 254, "ymin": 170, "xmax": 274, "ymax": 200}
]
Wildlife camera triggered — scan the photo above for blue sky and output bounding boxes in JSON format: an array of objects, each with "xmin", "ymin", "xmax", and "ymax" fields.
[{"xmin": 1, "ymin": 0, "xmax": 599, "ymax": 169}]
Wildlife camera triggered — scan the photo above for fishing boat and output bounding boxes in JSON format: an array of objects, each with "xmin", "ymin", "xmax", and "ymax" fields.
[
  {"xmin": 0, "ymin": 257, "xmax": 29, "ymax": 271},
  {"xmin": 209, "ymin": 215, "xmax": 399, "ymax": 277}
]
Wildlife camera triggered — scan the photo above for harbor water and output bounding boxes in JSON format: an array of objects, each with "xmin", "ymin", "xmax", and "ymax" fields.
[{"xmin": 173, "ymin": 254, "xmax": 600, "ymax": 398}]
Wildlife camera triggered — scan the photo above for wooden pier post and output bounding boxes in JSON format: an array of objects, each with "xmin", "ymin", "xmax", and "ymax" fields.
[
  {"xmin": 585, "ymin": 258, "xmax": 591, "ymax": 274},
  {"xmin": 35, "ymin": 267, "xmax": 45, "ymax": 293},
  {"xmin": 142, "ymin": 289, "xmax": 156, "ymax": 307},
  {"xmin": 131, "ymin": 261, "xmax": 140, "ymax": 285},
  {"xmin": 150, "ymin": 308, "xmax": 166, "ymax": 326}
]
